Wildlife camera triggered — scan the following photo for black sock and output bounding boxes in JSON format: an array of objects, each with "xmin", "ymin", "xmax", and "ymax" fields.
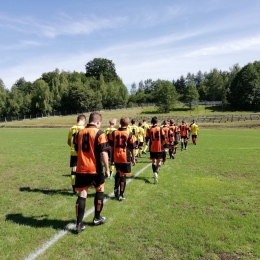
[
  {"xmin": 94, "ymin": 192, "xmax": 104, "ymax": 219},
  {"xmin": 169, "ymin": 149, "xmax": 173, "ymax": 157},
  {"xmin": 152, "ymin": 164, "xmax": 156, "ymax": 172},
  {"xmin": 114, "ymin": 172, "xmax": 120, "ymax": 190},
  {"xmin": 119, "ymin": 176, "xmax": 126, "ymax": 196},
  {"xmin": 76, "ymin": 196, "xmax": 86, "ymax": 225},
  {"xmin": 163, "ymin": 151, "xmax": 166, "ymax": 161}
]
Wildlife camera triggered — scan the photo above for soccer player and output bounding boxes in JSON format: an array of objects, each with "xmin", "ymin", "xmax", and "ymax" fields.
[
  {"xmin": 145, "ymin": 117, "xmax": 165, "ymax": 184},
  {"xmin": 168, "ymin": 119, "xmax": 179, "ymax": 159},
  {"xmin": 109, "ymin": 117, "xmax": 135, "ymax": 201},
  {"xmin": 179, "ymin": 120, "xmax": 190, "ymax": 151},
  {"xmin": 104, "ymin": 118, "xmax": 117, "ymax": 178},
  {"xmin": 190, "ymin": 119, "xmax": 199, "ymax": 145},
  {"xmin": 74, "ymin": 112, "xmax": 110, "ymax": 233},
  {"xmin": 130, "ymin": 119, "xmax": 139, "ymax": 158},
  {"xmin": 67, "ymin": 114, "xmax": 86, "ymax": 194},
  {"xmin": 161, "ymin": 120, "xmax": 170, "ymax": 164},
  {"xmin": 137, "ymin": 122, "xmax": 145, "ymax": 157},
  {"xmin": 142, "ymin": 119, "xmax": 150, "ymax": 154}
]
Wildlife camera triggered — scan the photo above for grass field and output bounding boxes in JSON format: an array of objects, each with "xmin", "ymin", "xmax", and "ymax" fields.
[{"xmin": 1, "ymin": 126, "xmax": 260, "ymax": 260}]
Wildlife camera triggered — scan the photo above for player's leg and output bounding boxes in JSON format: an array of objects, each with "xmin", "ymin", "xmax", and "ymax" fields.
[
  {"xmin": 114, "ymin": 164, "xmax": 120, "ymax": 199},
  {"xmin": 70, "ymin": 156, "xmax": 77, "ymax": 194},
  {"xmin": 93, "ymin": 173, "xmax": 106, "ymax": 225}
]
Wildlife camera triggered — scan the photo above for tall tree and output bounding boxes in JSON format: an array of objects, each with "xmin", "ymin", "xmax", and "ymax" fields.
[
  {"xmin": 229, "ymin": 61, "xmax": 260, "ymax": 110},
  {"xmin": 130, "ymin": 82, "xmax": 137, "ymax": 95},
  {"xmin": 174, "ymin": 75, "xmax": 186, "ymax": 95},
  {"xmin": 0, "ymin": 79, "xmax": 8, "ymax": 116},
  {"xmin": 85, "ymin": 58, "xmax": 119, "ymax": 83},
  {"xmin": 181, "ymin": 83, "xmax": 199, "ymax": 110},
  {"xmin": 153, "ymin": 80, "xmax": 178, "ymax": 113}
]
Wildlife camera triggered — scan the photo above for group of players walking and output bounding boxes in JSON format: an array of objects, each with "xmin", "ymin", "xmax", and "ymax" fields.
[{"xmin": 67, "ymin": 112, "xmax": 199, "ymax": 233}]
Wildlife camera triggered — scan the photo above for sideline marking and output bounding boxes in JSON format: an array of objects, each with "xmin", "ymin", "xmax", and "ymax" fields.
[{"xmin": 24, "ymin": 163, "xmax": 151, "ymax": 260}]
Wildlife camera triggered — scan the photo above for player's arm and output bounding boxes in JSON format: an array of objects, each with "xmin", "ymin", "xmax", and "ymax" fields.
[
  {"xmin": 67, "ymin": 130, "xmax": 72, "ymax": 146},
  {"xmin": 101, "ymin": 151, "xmax": 110, "ymax": 178}
]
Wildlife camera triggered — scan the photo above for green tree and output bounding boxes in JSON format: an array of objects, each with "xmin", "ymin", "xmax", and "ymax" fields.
[
  {"xmin": 229, "ymin": 61, "xmax": 260, "ymax": 110},
  {"xmin": 85, "ymin": 58, "xmax": 119, "ymax": 83},
  {"xmin": 174, "ymin": 75, "xmax": 186, "ymax": 95},
  {"xmin": 181, "ymin": 83, "xmax": 199, "ymax": 110},
  {"xmin": 153, "ymin": 80, "xmax": 178, "ymax": 113},
  {"xmin": 0, "ymin": 79, "xmax": 8, "ymax": 116},
  {"xmin": 31, "ymin": 79, "xmax": 52, "ymax": 114}
]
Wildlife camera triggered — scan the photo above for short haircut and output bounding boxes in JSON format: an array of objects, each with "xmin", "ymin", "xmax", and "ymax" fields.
[
  {"xmin": 162, "ymin": 120, "xmax": 167, "ymax": 125},
  {"xmin": 89, "ymin": 111, "xmax": 102, "ymax": 124},
  {"xmin": 131, "ymin": 119, "xmax": 136, "ymax": 125},
  {"xmin": 109, "ymin": 118, "xmax": 117, "ymax": 126},
  {"xmin": 138, "ymin": 122, "xmax": 142, "ymax": 127},
  {"xmin": 170, "ymin": 119, "xmax": 174, "ymax": 124},
  {"xmin": 120, "ymin": 116, "xmax": 130, "ymax": 127},
  {"xmin": 77, "ymin": 114, "xmax": 86, "ymax": 123},
  {"xmin": 151, "ymin": 117, "xmax": 158, "ymax": 125}
]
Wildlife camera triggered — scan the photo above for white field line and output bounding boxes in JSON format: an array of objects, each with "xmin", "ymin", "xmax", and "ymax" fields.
[{"xmin": 24, "ymin": 163, "xmax": 152, "ymax": 260}]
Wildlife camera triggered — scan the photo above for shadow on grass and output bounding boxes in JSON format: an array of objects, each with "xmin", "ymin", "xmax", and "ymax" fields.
[
  {"xmin": 19, "ymin": 186, "xmax": 95, "ymax": 198},
  {"xmin": 5, "ymin": 213, "xmax": 73, "ymax": 230},
  {"xmin": 131, "ymin": 176, "xmax": 154, "ymax": 184}
]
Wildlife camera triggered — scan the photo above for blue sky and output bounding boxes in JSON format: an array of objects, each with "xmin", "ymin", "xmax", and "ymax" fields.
[{"xmin": 1, "ymin": 0, "xmax": 260, "ymax": 90}]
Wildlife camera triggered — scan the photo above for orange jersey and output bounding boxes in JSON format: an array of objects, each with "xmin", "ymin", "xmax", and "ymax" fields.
[
  {"xmin": 179, "ymin": 123, "xmax": 189, "ymax": 137},
  {"xmin": 109, "ymin": 128, "xmax": 135, "ymax": 164},
  {"xmin": 168, "ymin": 124, "xmax": 178, "ymax": 142},
  {"xmin": 75, "ymin": 124, "xmax": 110, "ymax": 174},
  {"xmin": 146, "ymin": 125, "xmax": 165, "ymax": 152},
  {"xmin": 161, "ymin": 125, "xmax": 171, "ymax": 145}
]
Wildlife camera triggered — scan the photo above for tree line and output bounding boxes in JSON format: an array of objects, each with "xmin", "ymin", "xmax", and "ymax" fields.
[{"xmin": 0, "ymin": 58, "xmax": 260, "ymax": 117}]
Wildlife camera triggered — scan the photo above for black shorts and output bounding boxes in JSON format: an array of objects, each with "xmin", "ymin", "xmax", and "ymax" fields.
[
  {"xmin": 115, "ymin": 163, "xmax": 132, "ymax": 175},
  {"xmin": 181, "ymin": 136, "xmax": 188, "ymax": 139},
  {"xmin": 150, "ymin": 152, "xmax": 163, "ymax": 159},
  {"xmin": 192, "ymin": 135, "xmax": 197, "ymax": 138},
  {"xmin": 70, "ymin": 156, "xmax": 77, "ymax": 167},
  {"xmin": 163, "ymin": 144, "xmax": 170, "ymax": 149},
  {"xmin": 75, "ymin": 172, "xmax": 105, "ymax": 191}
]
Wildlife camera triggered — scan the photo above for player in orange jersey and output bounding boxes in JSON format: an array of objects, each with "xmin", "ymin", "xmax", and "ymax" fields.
[
  {"xmin": 179, "ymin": 120, "xmax": 190, "ymax": 151},
  {"xmin": 168, "ymin": 119, "xmax": 179, "ymax": 159},
  {"xmin": 145, "ymin": 117, "xmax": 165, "ymax": 184},
  {"xmin": 161, "ymin": 120, "xmax": 171, "ymax": 164},
  {"xmin": 74, "ymin": 112, "xmax": 110, "ymax": 233},
  {"xmin": 109, "ymin": 116, "xmax": 136, "ymax": 201}
]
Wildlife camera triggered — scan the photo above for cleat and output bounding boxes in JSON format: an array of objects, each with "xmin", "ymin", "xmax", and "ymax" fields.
[
  {"xmin": 109, "ymin": 175, "xmax": 114, "ymax": 180},
  {"xmin": 75, "ymin": 223, "xmax": 86, "ymax": 234},
  {"xmin": 114, "ymin": 188, "xmax": 119, "ymax": 199},
  {"xmin": 93, "ymin": 216, "xmax": 106, "ymax": 226},
  {"xmin": 142, "ymin": 151, "xmax": 146, "ymax": 154},
  {"xmin": 118, "ymin": 195, "xmax": 126, "ymax": 201}
]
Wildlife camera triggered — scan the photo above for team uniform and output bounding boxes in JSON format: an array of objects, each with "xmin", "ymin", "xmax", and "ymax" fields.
[
  {"xmin": 161, "ymin": 125, "xmax": 171, "ymax": 163},
  {"xmin": 130, "ymin": 124, "xmax": 139, "ymax": 157},
  {"xmin": 142, "ymin": 122, "xmax": 150, "ymax": 153},
  {"xmin": 104, "ymin": 126, "xmax": 117, "ymax": 177},
  {"xmin": 109, "ymin": 127, "xmax": 135, "ymax": 200},
  {"xmin": 146, "ymin": 125, "xmax": 165, "ymax": 183},
  {"xmin": 67, "ymin": 124, "xmax": 84, "ymax": 192},
  {"xmin": 168, "ymin": 123, "xmax": 179, "ymax": 159},
  {"xmin": 190, "ymin": 122, "xmax": 199, "ymax": 145},
  {"xmin": 179, "ymin": 122, "xmax": 190, "ymax": 150},
  {"xmin": 137, "ymin": 126, "xmax": 145, "ymax": 157},
  {"xmin": 74, "ymin": 124, "xmax": 110, "ymax": 190}
]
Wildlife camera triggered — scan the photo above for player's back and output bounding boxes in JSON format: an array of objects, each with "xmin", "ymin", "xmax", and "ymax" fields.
[
  {"xmin": 68, "ymin": 125, "xmax": 85, "ymax": 156},
  {"xmin": 147, "ymin": 125, "xmax": 165, "ymax": 152}
]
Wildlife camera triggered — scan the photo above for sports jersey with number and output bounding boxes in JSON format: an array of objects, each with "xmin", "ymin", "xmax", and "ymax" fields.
[
  {"xmin": 168, "ymin": 124, "xmax": 178, "ymax": 142},
  {"xmin": 179, "ymin": 123, "xmax": 189, "ymax": 137},
  {"xmin": 75, "ymin": 124, "xmax": 110, "ymax": 174},
  {"xmin": 68, "ymin": 125, "xmax": 85, "ymax": 156},
  {"xmin": 145, "ymin": 125, "xmax": 165, "ymax": 152},
  {"xmin": 109, "ymin": 128, "xmax": 135, "ymax": 164}
]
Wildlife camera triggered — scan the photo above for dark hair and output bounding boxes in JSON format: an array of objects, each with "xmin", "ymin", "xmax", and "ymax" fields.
[
  {"xmin": 89, "ymin": 111, "xmax": 102, "ymax": 123},
  {"xmin": 138, "ymin": 122, "xmax": 142, "ymax": 127},
  {"xmin": 120, "ymin": 116, "xmax": 130, "ymax": 127},
  {"xmin": 77, "ymin": 114, "xmax": 86, "ymax": 123},
  {"xmin": 170, "ymin": 119, "xmax": 174, "ymax": 124},
  {"xmin": 131, "ymin": 119, "xmax": 136, "ymax": 124},
  {"xmin": 151, "ymin": 117, "xmax": 158, "ymax": 125}
]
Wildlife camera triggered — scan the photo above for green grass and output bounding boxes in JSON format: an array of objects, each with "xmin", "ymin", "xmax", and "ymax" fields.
[{"xmin": 1, "ymin": 128, "xmax": 260, "ymax": 260}]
